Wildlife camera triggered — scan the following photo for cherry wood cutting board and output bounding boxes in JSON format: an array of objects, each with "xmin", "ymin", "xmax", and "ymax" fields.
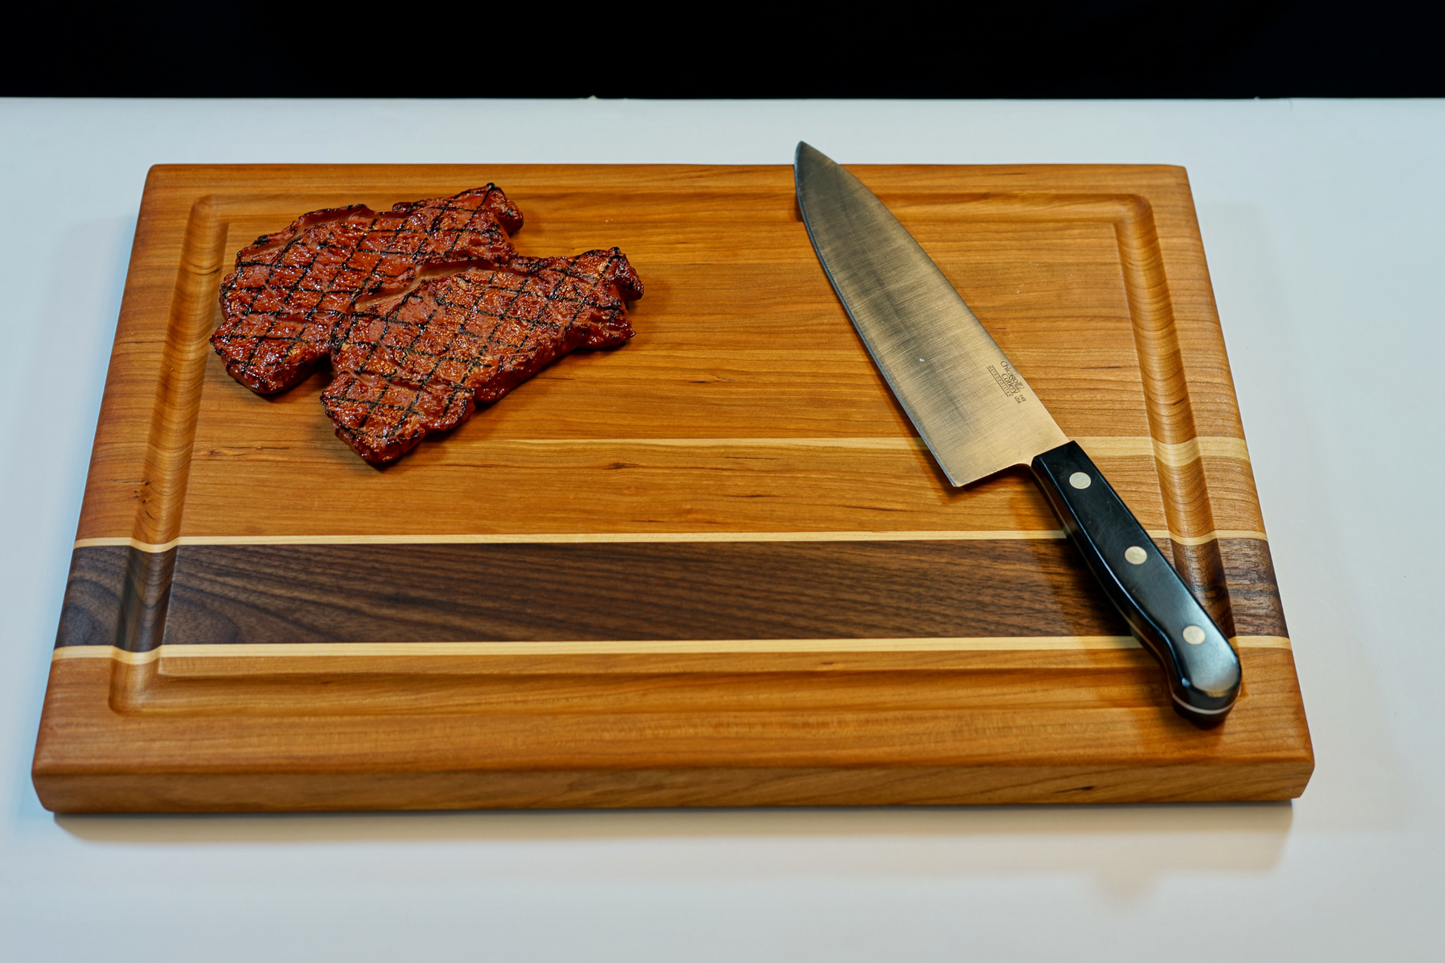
[{"xmin": 32, "ymin": 164, "xmax": 1313, "ymax": 811}]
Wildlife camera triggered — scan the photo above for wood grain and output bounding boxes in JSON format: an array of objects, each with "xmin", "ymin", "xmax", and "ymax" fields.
[
  {"xmin": 55, "ymin": 536, "xmax": 1288, "ymax": 652},
  {"xmin": 34, "ymin": 164, "xmax": 1312, "ymax": 811},
  {"xmin": 34, "ymin": 645, "xmax": 1311, "ymax": 811}
]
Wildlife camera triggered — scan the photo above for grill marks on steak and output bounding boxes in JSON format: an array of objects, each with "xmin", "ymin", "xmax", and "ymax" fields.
[
  {"xmin": 322, "ymin": 250, "xmax": 642, "ymax": 463},
  {"xmin": 212, "ymin": 186, "xmax": 523, "ymax": 393},
  {"xmin": 210, "ymin": 186, "xmax": 642, "ymax": 464}
]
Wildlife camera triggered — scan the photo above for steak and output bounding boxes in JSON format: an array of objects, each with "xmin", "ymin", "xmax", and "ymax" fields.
[
  {"xmin": 322, "ymin": 249, "xmax": 643, "ymax": 463},
  {"xmin": 212, "ymin": 186, "xmax": 523, "ymax": 393}
]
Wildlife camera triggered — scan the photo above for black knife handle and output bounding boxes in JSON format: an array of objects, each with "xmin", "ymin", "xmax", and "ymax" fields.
[{"xmin": 1030, "ymin": 441, "xmax": 1241, "ymax": 725}]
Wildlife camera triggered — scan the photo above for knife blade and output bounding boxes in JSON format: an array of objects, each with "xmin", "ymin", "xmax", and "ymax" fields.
[{"xmin": 794, "ymin": 142, "xmax": 1241, "ymax": 725}]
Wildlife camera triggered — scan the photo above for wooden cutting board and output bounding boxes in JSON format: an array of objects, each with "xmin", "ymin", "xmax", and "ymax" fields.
[{"xmin": 32, "ymin": 163, "xmax": 1313, "ymax": 811}]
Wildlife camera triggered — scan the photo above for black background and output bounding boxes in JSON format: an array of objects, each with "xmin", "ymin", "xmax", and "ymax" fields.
[{"xmin": 5, "ymin": 1, "xmax": 1439, "ymax": 98}]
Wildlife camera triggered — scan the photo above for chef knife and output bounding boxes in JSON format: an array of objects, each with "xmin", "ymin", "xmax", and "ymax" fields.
[{"xmin": 794, "ymin": 142, "xmax": 1241, "ymax": 725}]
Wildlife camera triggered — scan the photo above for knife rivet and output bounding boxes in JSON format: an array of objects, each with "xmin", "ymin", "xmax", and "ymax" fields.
[
  {"xmin": 1125, "ymin": 546, "xmax": 1147, "ymax": 565},
  {"xmin": 1069, "ymin": 472, "xmax": 1091, "ymax": 490},
  {"xmin": 1183, "ymin": 625, "xmax": 1207, "ymax": 645}
]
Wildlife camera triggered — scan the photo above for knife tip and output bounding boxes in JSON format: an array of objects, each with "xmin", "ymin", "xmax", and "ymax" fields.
[{"xmin": 794, "ymin": 142, "xmax": 832, "ymax": 170}]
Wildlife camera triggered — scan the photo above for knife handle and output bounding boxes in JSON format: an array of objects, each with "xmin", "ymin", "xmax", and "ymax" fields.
[{"xmin": 1030, "ymin": 441, "xmax": 1241, "ymax": 725}]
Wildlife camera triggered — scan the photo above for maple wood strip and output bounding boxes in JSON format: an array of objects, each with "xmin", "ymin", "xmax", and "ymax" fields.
[
  {"xmin": 55, "ymin": 635, "xmax": 1174, "ymax": 678},
  {"xmin": 193, "ymin": 432, "xmax": 1242, "ymax": 462},
  {"xmin": 1165, "ymin": 529, "xmax": 1268, "ymax": 545},
  {"xmin": 1158, "ymin": 436, "xmax": 1251, "ymax": 466},
  {"xmin": 514, "ymin": 433, "xmax": 1248, "ymax": 465},
  {"xmin": 53, "ymin": 636, "xmax": 1143, "ymax": 662},
  {"xmin": 511, "ymin": 435, "xmax": 1252, "ymax": 467},
  {"xmin": 146, "ymin": 643, "xmax": 1158, "ymax": 679},
  {"xmin": 1234, "ymin": 636, "xmax": 1291, "ymax": 649},
  {"xmin": 75, "ymin": 527, "xmax": 1271, "ymax": 552},
  {"xmin": 75, "ymin": 538, "xmax": 182, "ymax": 552},
  {"xmin": 74, "ymin": 528, "xmax": 1271, "ymax": 552},
  {"xmin": 166, "ymin": 434, "xmax": 1253, "ymax": 457},
  {"xmin": 1074, "ymin": 435, "xmax": 1250, "ymax": 464},
  {"xmin": 240, "ymin": 434, "xmax": 1244, "ymax": 458},
  {"xmin": 510, "ymin": 436, "xmax": 933, "ymax": 449},
  {"xmin": 77, "ymin": 530, "xmax": 1070, "ymax": 551},
  {"xmin": 52, "ymin": 634, "xmax": 1288, "ymax": 664},
  {"xmin": 56, "ymin": 647, "xmax": 161, "ymax": 664}
]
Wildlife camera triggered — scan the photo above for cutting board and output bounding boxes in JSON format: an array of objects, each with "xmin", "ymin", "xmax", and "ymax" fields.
[{"xmin": 32, "ymin": 164, "xmax": 1313, "ymax": 811}]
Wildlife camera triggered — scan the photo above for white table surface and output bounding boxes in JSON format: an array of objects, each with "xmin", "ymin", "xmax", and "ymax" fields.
[{"xmin": 2, "ymin": 98, "xmax": 1441, "ymax": 961}]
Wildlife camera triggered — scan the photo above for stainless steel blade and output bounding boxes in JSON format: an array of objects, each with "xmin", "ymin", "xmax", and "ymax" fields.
[{"xmin": 795, "ymin": 142, "xmax": 1068, "ymax": 486}]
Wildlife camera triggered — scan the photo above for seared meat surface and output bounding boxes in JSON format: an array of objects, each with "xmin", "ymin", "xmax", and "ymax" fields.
[
  {"xmin": 212, "ymin": 186, "xmax": 522, "ymax": 393},
  {"xmin": 209, "ymin": 185, "xmax": 642, "ymax": 464},
  {"xmin": 323, "ymin": 249, "xmax": 642, "ymax": 463}
]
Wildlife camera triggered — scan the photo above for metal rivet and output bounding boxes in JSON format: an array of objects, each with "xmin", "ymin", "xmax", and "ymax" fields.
[
  {"xmin": 1069, "ymin": 472, "xmax": 1091, "ymax": 489},
  {"xmin": 1183, "ymin": 625, "xmax": 1207, "ymax": 645},
  {"xmin": 1124, "ymin": 546, "xmax": 1147, "ymax": 565}
]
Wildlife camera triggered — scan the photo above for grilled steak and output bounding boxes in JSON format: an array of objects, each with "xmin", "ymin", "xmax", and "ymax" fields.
[
  {"xmin": 322, "ymin": 249, "xmax": 642, "ymax": 463},
  {"xmin": 212, "ymin": 186, "xmax": 523, "ymax": 393}
]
